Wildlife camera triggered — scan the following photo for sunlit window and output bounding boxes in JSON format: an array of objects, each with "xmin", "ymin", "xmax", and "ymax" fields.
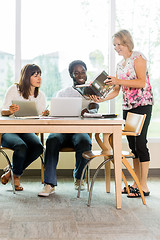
[
  {"xmin": 115, "ymin": 0, "xmax": 160, "ymax": 137},
  {"xmin": 21, "ymin": 0, "xmax": 109, "ymax": 114},
  {"xmin": 0, "ymin": 0, "xmax": 15, "ymax": 106},
  {"xmin": 0, "ymin": 0, "xmax": 159, "ymax": 138}
]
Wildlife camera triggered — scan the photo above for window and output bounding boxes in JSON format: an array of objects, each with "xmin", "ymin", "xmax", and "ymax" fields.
[
  {"xmin": 0, "ymin": 0, "xmax": 159, "ymax": 138},
  {"xmin": 21, "ymin": 0, "xmax": 110, "ymax": 113},
  {"xmin": 115, "ymin": 0, "xmax": 160, "ymax": 137},
  {"xmin": 0, "ymin": 0, "xmax": 15, "ymax": 106}
]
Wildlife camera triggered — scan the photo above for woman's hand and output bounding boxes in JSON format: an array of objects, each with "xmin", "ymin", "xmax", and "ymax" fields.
[
  {"xmin": 42, "ymin": 110, "xmax": 50, "ymax": 116},
  {"xmin": 104, "ymin": 76, "xmax": 118, "ymax": 86},
  {"xmin": 9, "ymin": 104, "xmax": 19, "ymax": 114},
  {"xmin": 88, "ymin": 95, "xmax": 104, "ymax": 103}
]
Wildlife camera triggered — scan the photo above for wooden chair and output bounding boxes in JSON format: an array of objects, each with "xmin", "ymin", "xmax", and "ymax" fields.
[
  {"xmin": 40, "ymin": 133, "xmax": 92, "ymax": 188},
  {"xmin": 77, "ymin": 112, "xmax": 146, "ymax": 206}
]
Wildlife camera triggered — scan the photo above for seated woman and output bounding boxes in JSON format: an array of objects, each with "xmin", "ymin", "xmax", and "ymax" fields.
[{"xmin": 1, "ymin": 64, "xmax": 48, "ymax": 191}]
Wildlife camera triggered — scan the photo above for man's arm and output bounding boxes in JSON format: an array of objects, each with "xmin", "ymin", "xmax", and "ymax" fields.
[{"xmin": 81, "ymin": 102, "xmax": 99, "ymax": 116}]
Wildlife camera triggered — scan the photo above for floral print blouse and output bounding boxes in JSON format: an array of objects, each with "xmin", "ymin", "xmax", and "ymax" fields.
[{"xmin": 116, "ymin": 51, "xmax": 154, "ymax": 110}]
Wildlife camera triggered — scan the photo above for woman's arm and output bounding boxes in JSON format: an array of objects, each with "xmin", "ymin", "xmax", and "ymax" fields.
[
  {"xmin": 1, "ymin": 104, "xmax": 19, "ymax": 116},
  {"xmin": 105, "ymin": 56, "xmax": 146, "ymax": 89},
  {"xmin": 1, "ymin": 110, "xmax": 12, "ymax": 116},
  {"xmin": 89, "ymin": 85, "xmax": 120, "ymax": 103}
]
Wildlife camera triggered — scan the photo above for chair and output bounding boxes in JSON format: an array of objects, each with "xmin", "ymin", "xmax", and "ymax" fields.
[
  {"xmin": 40, "ymin": 133, "xmax": 92, "ymax": 188},
  {"xmin": 36, "ymin": 133, "xmax": 45, "ymax": 184},
  {"xmin": 0, "ymin": 145, "xmax": 15, "ymax": 193},
  {"xmin": 0, "ymin": 133, "xmax": 45, "ymax": 190},
  {"xmin": 77, "ymin": 112, "xmax": 146, "ymax": 206}
]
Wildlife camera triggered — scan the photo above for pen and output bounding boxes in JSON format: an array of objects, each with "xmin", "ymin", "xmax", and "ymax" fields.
[{"xmin": 45, "ymin": 105, "xmax": 49, "ymax": 110}]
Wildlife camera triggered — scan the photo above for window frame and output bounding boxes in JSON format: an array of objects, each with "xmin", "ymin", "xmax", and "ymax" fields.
[{"xmin": 14, "ymin": 0, "xmax": 159, "ymax": 140}]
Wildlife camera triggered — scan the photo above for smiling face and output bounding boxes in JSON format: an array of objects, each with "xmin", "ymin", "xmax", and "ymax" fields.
[
  {"xmin": 113, "ymin": 37, "xmax": 131, "ymax": 58},
  {"xmin": 72, "ymin": 64, "xmax": 87, "ymax": 85},
  {"xmin": 113, "ymin": 38, "xmax": 131, "ymax": 57}
]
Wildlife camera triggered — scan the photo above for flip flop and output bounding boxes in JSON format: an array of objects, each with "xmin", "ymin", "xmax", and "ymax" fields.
[
  {"xmin": 127, "ymin": 188, "xmax": 150, "ymax": 198},
  {"xmin": 1, "ymin": 170, "xmax": 11, "ymax": 185},
  {"xmin": 3, "ymin": 165, "xmax": 10, "ymax": 173},
  {"xmin": 143, "ymin": 191, "xmax": 150, "ymax": 196},
  {"xmin": 122, "ymin": 185, "xmax": 136, "ymax": 194},
  {"xmin": 14, "ymin": 176, "xmax": 23, "ymax": 191}
]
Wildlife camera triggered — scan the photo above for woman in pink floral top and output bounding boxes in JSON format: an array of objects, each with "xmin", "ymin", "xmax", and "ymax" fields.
[{"xmin": 91, "ymin": 29, "xmax": 154, "ymax": 197}]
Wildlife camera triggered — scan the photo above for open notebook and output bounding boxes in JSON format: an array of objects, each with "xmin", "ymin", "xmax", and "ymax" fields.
[{"xmin": 74, "ymin": 70, "xmax": 114, "ymax": 99}]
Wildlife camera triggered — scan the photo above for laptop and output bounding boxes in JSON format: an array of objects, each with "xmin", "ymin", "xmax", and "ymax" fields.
[
  {"xmin": 50, "ymin": 97, "xmax": 82, "ymax": 117},
  {"xmin": 12, "ymin": 100, "xmax": 39, "ymax": 118}
]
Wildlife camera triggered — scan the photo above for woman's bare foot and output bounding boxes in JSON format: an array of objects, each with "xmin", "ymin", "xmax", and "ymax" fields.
[{"xmin": 1, "ymin": 170, "xmax": 11, "ymax": 185}]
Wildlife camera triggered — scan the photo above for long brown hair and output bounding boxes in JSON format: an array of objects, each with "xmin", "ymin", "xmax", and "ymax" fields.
[{"xmin": 18, "ymin": 64, "xmax": 41, "ymax": 99}]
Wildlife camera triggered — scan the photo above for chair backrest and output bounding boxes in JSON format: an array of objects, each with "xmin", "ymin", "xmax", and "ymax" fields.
[{"xmin": 123, "ymin": 112, "xmax": 146, "ymax": 135}]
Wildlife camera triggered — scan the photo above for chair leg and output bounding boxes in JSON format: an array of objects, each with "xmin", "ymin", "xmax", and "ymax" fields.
[
  {"xmin": 40, "ymin": 154, "xmax": 44, "ymax": 184},
  {"xmin": 122, "ymin": 171, "xmax": 130, "ymax": 194},
  {"xmin": 86, "ymin": 163, "xmax": 90, "ymax": 191},
  {"xmin": 0, "ymin": 149, "xmax": 15, "ymax": 194},
  {"xmin": 88, "ymin": 157, "xmax": 112, "ymax": 207},
  {"xmin": 105, "ymin": 160, "xmax": 111, "ymax": 193},
  {"xmin": 111, "ymin": 158, "xmax": 130, "ymax": 195},
  {"xmin": 10, "ymin": 169, "xmax": 15, "ymax": 193},
  {"xmin": 77, "ymin": 159, "xmax": 92, "ymax": 198},
  {"xmin": 122, "ymin": 155, "xmax": 146, "ymax": 205}
]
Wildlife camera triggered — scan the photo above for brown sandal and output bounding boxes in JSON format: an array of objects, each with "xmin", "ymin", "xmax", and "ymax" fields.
[
  {"xmin": 1, "ymin": 170, "xmax": 11, "ymax": 185},
  {"xmin": 1, "ymin": 171, "xmax": 23, "ymax": 191},
  {"xmin": 3, "ymin": 165, "xmax": 10, "ymax": 173},
  {"xmin": 14, "ymin": 176, "xmax": 23, "ymax": 191}
]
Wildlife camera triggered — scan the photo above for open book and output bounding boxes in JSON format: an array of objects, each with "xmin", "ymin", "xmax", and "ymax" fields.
[{"xmin": 73, "ymin": 70, "xmax": 114, "ymax": 99}]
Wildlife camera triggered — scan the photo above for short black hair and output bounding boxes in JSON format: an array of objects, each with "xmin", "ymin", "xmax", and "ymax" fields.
[{"xmin": 68, "ymin": 60, "xmax": 87, "ymax": 76}]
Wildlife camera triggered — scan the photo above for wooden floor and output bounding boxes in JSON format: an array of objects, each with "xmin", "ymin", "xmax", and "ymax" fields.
[{"xmin": 0, "ymin": 176, "xmax": 160, "ymax": 240}]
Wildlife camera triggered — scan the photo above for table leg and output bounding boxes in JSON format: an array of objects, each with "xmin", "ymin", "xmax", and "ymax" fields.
[
  {"xmin": 0, "ymin": 133, "xmax": 2, "ymax": 146},
  {"xmin": 112, "ymin": 127, "xmax": 122, "ymax": 209},
  {"xmin": 103, "ymin": 133, "xmax": 112, "ymax": 193}
]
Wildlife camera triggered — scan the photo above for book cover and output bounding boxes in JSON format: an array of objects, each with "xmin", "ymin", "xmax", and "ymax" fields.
[{"xmin": 73, "ymin": 70, "xmax": 114, "ymax": 99}]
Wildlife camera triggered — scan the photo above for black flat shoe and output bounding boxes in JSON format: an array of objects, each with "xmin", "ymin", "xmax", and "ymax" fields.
[
  {"xmin": 143, "ymin": 191, "xmax": 150, "ymax": 196},
  {"xmin": 127, "ymin": 188, "xmax": 150, "ymax": 198},
  {"xmin": 122, "ymin": 185, "xmax": 136, "ymax": 194}
]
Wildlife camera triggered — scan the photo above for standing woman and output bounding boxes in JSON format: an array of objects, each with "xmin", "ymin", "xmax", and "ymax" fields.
[
  {"xmin": 1, "ymin": 64, "xmax": 48, "ymax": 191},
  {"xmin": 91, "ymin": 30, "xmax": 154, "ymax": 197}
]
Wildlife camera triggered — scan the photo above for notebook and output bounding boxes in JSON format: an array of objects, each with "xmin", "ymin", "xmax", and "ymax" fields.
[
  {"xmin": 12, "ymin": 100, "xmax": 39, "ymax": 118},
  {"xmin": 83, "ymin": 113, "xmax": 118, "ymax": 118},
  {"xmin": 50, "ymin": 97, "xmax": 82, "ymax": 117}
]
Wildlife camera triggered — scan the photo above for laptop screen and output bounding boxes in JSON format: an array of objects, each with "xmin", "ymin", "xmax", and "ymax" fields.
[
  {"xmin": 12, "ymin": 100, "xmax": 39, "ymax": 117},
  {"xmin": 50, "ymin": 97, "xmax": 82, "ymax": 117}
]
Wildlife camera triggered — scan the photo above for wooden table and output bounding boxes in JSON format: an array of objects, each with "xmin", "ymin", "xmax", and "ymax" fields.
[{"xmin": 0, "ymin": 116, "xmax": 124, "ymax": 209}]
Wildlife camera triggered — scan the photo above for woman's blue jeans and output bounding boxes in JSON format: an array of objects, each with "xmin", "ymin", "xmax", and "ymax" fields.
[
  {"xmin": 44, "ymin": 133, "xmax": 92, "ymax": 186},
  {"xmin": 1, "ymin": 133, "xmax": 44, "ymax": 176}
]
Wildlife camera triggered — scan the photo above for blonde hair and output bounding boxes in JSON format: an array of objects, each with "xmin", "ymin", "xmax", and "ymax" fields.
[{"xmin": 113, "ymin": 29, "xmax": 134, "ymax": 51}]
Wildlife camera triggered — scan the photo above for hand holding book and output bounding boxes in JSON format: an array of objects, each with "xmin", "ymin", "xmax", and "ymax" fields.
[
  {"xmin": 104, "ymin": 76, "xmax": 118, "ymax": 85},
  {"xmin": 73, "ymin": 70, "xmax": 114, "ymax": 99}
]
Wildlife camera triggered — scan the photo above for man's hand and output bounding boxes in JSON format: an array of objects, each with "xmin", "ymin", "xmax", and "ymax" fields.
[{"xmin": 81, "ymin": 108, "xmax": 89, "ymax": 116}]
